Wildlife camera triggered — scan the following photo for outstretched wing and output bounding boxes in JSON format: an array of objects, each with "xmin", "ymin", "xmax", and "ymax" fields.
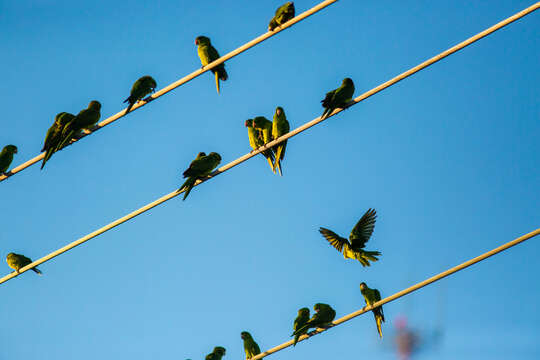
[
  {"xmin": 319, "ymin": 227, "xmax": 349, "ymax": 253},
  {"xmin": 349, "ymin": 208, "xmax": 377, "ymax": 248}
]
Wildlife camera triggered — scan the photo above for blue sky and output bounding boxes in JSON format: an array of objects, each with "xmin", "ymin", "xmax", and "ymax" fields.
[{"xmin": 1, "ymin": 1, "xmax": 539, "ymax": 359}]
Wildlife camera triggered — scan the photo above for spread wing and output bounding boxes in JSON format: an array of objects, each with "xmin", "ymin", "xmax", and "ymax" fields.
[
  {"xmin": 319, "ymin": 227, "xmax": 349, "ymax": 253},
  {"xmin": 349, "ymin": 208, "xmax": 377, "ymax": 248}
]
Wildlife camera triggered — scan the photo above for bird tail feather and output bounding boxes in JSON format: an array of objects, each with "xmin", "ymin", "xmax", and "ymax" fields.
[
  {"xmin": 215, "ymin": 72, "xmax": 220, "ymax": 94},
  {"xmin": 179, "ymin": 177, "xmax": 196, "ymax": 201},
  {"xmin": 32, "ymin": 267, "xmax": 42, "ymax": 275}
]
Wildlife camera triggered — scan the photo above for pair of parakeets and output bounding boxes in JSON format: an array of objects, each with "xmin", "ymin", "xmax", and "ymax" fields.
[
  {"xmin": 179, "ymin": 152, "xmax": 222, "ymax": 201},
  {"xmin": 245, "ymin": 107, "xmax": 290, "ymax": 176}
]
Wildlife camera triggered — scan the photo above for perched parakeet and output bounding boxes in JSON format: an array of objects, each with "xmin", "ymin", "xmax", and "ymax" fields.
[
  {"xmin": 319, "ymin": 208, "xmax": 381, "ymax": 267},
  {"xmin": 195, "ymin": 36, "xmax": 228, "ymax": 94},
  {"xmin": 360, "ymin": 282, "xmax": 385, "ymax": 338},
  {"xmin": 292, "ymin": 303, "xmax": 336, "ymax": 337},
  {"xmin": 124, "ymin": 75, "xmax": 157, "ymax": 114},
  {"xmin": 320, "ymin": 78, "xmax": 355, "ymax": 120},
  {"xmin": 205, "ymin": 346, "xmax": 226, "ymax": 360},
  {"xmin": 245, "ymin": 119, "xmax": 275, "ymax": 173},
  {"xmin": 6, "ymin": 252, "xmax": 42, "ymax": 275},
  {"xmin": 241, "ymin": 331, "xmax": 261, "ymax": 360},
  {"xmin": 57, "ymin": 100, "xmax": 102, "ymax": 149},
  {"xmin": 291, "ymin": 307, "xmax": 310, "ymax": 346},
  {"xmin": 0, "ymin": 145, "xmax": 18, "ymax": 174},
  {"xmin": 268, "ymin": 2, "xmax": 296, "ymax": 31},
  {"xmin": 179, "ymin": 152, "xmax": 221, "ymax": 200},
  {"xmin": 271, "ymin": 106, "xmax": 290, "ymax": 176},
  {"xmin": 41, "ymin": 112, "xmax": 76, "ymax": 170}
]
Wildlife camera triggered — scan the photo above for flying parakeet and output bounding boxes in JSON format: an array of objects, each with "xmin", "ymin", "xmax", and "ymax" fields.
[
  {"xmin": 57, "ymin": 100, "xmax": 102, "ymax": 150},
  {"xmin": 321, "ymin": 78, "xmax": 355, "ymax": 120},
  {"xmin": 195, "ymin": 36, "xmax": 228, "ymax": 94},
  {"xmin": 268, "ymin": 2, "xmax": 296, "ymax": 31},
  {"xmin": 245, "ymin": 119, "xmax": 275, "ymax": 173},
  {"xmin": 271, "ymin": 106, "xmax": 289, "ymax": 176},
  {"xmin": 360, "ymin": 282, "xmax": 385, "ymax": 338},
  {"xmin": 319, "ymin": 208, "xmax": 381, "ymax": 266},
  {"xmin": 0, "ymin": 145, "xmax": 18, "ymax": 174},
  {"xmin": 205, "ymin": 346, "xmax": 226, "ymax": 360},
  {"xmin": 179, "ymin": 152, "xmax": 221, "ymax": 200},
  {"xmin": 124, "ymin": 75, "xmax": 157, "ymax": 114},
  {"xmin": 292, "ymin": 307, "xmax": 310, "ymax": 346},
  {"xmin": 41, "ymin": 112, "xmax": 76, "ymax": 170},
  {"xmin": 6, "ymin": 252, "xmax": 42, "ymax": 275},
  {"xmin": 241, "ymin": 331, "xmax": 261, "ymax": 360},
  {"xmin": 292, "ymin": 303, "xmax": 336, "ymax": 337}
]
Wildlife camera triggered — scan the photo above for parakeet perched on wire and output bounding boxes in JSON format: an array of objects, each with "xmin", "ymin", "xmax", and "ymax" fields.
[
  {"xmin": 0, "ymin": 145, "xmax": 18, "ymax": 174},
  {"xmin": 6, "ymin": 252, "xmax": 42, "ymax": 275},
  {"xmin": 124, "ymin": 75, "xmax": 157, "ymax": 114},
  {"xmin": 179, "ymin": 152, "xmax": 221, "ymax": 201},
  {"xmin": 245, "ymin": 119, "xmax": 276, "ymax": 173},
  {"xmin": 320, "ymin": 78, "xmax": 355, "ymax": 120},
  {"xmin": 319, "ymin": 208, "xmax": 381, "ymax": 266},
  {"xmin": 40, "ymin": 112, "xmax": 75, "ymax": 170},
  {"xmin": 57, "ymin": 100, "xmax": 102, "ymax": 149},
  {"xmin": 292, "ymin": 303, "xmax": 336, "ymax": 337},
  {"xmin": 271, "ymin": 106, "xmax": 289, "ymax": 176},
  {"xmin": 241, "ymin": 331, "xmax": 261, "ymax": 360},
  {"xmin": 291, "ymin": 307, "xmax": 310, "ymax": 346},
  {"xmin": 360, "ymin": 282, "xmax": 385, "ymax": 338},
  {"xmin": 268, "ymin": 2, "xmax": 296, "ymax": 31},
  {"xmin": 205, "ymin": 346, "xmax": 226, "ymax": 360},
  {"xmin": 195, "ymin": 36, "xmax": 228, "ymax": 94}
]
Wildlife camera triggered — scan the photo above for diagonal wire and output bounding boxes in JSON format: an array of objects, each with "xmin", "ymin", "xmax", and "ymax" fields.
[
  {"xmin": 1, "ymin": 2, "xmax": 538, "ymax": 284},
  {"xmin": 0, "ymin": 0, "xmax": 340, "ymax": 183},
  {"xmin": 246, "ymin": 228, "xmax": 540, "ymax": 359}
]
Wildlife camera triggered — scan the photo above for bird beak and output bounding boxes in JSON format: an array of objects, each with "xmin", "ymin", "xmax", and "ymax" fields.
[{"xmin": 14, "ymin": 149, "xmax": 18, "ymax": 154}]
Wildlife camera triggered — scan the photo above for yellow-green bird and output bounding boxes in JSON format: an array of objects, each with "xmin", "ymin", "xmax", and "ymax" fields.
[
  {"xmin": 360, "ymin": 282, "xmax": 385, "ymax": 338},
  {"xmin": 195, "ymin": 36, "xmax": 228, "ymax": 94},
  {"xmin": 6, "ymin": 252, "xmax": 42, "ymax": 275},
  {"xmin": 124, "ymin": 75, "xmax": 157, "ymax": 114},
  {"xmin": 205, "ymin": 346, "xmax": 226, "ymax": 360},
  {"xmin": 268, "ymin": 2, "xmax": 295, "ymax": 31},
  {"xmin": 241, "ymin": 331, "xmax": 261, "ymax": 359},
  {"xmin": 320, "ymin": 78, "xmax": 355, "ymax": 120},
  {"xmin": 245, "ymin": 119, "xmax": 275, "ymax": 173},
  {"xmin": 41, "ymin": 112, "xmax": 76, "ymax": 170},
  {"xmin": 271, "ymin": 106, "xmax": 289, "ymax": 176},
  {"xmin": 57, "ymin": 100, "xmax": 101, "ymax": 149},
  {"xmin": 319, "ymin": 208, "xmax": 381, "ymax": 267},
  {"xmin": 291, "ymin": 307, "xmax": 310, "ymax": 346},
  {"xmin": 0, "ymin": 145, "xmax": 18, "ymax": 175},
  {"xmin": 179, "ymin": 152, "xmax": 221, "ymax": 200}
]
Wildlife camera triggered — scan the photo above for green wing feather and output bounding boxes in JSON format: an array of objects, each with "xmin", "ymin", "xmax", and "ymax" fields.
[
  {"xmin": 349, "ymin": 208, "xmax": 377, "ymax": 248},
  {"xmin": 319, "ymin": 227, "xmax": 349, "ymax": 253}
]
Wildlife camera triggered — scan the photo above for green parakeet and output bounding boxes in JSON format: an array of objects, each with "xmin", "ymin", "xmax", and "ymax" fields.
[
  {"xmin": 41, "ymin": 112, "xmax": 76, "ymax": 170},
  {"xmin": 321, "ymin": 78, "xmax": 355, "ymax": 119},
  {"xmin": 292, "ymin": 303, "xmax": 336, "ymax": 337},
  {"xmin": 205, "ymin": 346, "xmax": 226, "ymax": 360},
  {"xmin": 245, "ymin": 119, "xmax": 275, "ymax": 173},
  {"xmin": 179, "ymin": 152, "xmax": 221, "ymax": 200},
  {"xmin": 291, "ymin": 307, "xmax": 310, "ymax": 346},
  {"xmin": 271, "ymin": 106, "xmax": 289, "ymax": 176},
  {"xmin": 124, "ymin": 75, "xmax": 157, "ymax": 114},
  {"xmin": 6, "ymin": 252, "xmax": 42, "ymax": 275},
  {"xmin": 268, "ymin": 2, "xmax": 296, "ymax": 31},
  {"xmin": 0, "ymin": 145, "xmax": 18, "ymax": 174},
  {"xmin": 319, "ymin": 208, "xmax": 381, "ymax": 266},
  {"xmin": 240, "ymin": 331, "xmax": 261, "ymax": 359},
  {"xmin": 195, "ymin": 36, "xmax": 228, "ymax": 94},
  {"xmin": 57, "ymin": 100, "xmax": 102, "ymax": 149},
  {"xmin": 360, "ymin": 282, "xmax": 385, "ymax": 338}
]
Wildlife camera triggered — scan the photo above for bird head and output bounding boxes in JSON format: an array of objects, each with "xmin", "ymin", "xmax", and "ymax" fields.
[
  {"xmin": 245, "ymin": 119, "xmax": 253, "ymax": 127},
  {"xmin": 208, "ymin": 152, "xmax": 222, "ymax": 162},
  {"xmin": 213, "ymin": 347, "xmax": 226, "ymax": 355},
  {"xmin": 195, "ymin": 36, "xmax": 210, "ymax": 46},
  {"xmin": 196, "ymin": 152, "xmax": 206, "ymax": 158},
  {"xmin": 359, "ymin": 282, "xmax": 367, "ymax": 291},
  {"xmin": 343, "ymin": 78, "xmax": 354, "ymax": 86},
  {"xmin": 6, "ymin": 252, "xmax": 16, "ymax": 260},
  {"xmin": 88, "ymin": 100, "xmax": 101, "ymax": 110},
  {"xmin": 275, "ymin": 107, "xmax": 284, "ymax": 116},
  {"xmin": 298, "ymin": 307, "xmax": 310, "ymax": 316},
  {"xmin": 313, "ymin": 303, "xmax": 324, "ymax": 312},
  {"xmin": 4, "ymin": 145, "xmax": 17, "ymax": 154},
  {"xmin": 240, "ymin": 331, "xmax": 252, "ymax": 340}
]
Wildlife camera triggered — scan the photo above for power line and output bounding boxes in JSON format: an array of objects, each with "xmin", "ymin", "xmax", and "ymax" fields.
[
  {"xmin": 1, "ymin": 2, "xmax": 538, "ymax": 284},
  {"xmin": 246, "ymin": 228, "xmax": 540, "ymax": 360},
  {"xmin": 0, "ymin": 0, "xmax": 339, "ymax": 183}
]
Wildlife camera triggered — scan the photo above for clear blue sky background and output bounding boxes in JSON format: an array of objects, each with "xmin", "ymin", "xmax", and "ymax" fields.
[{"xmin": 1, "ymin": 1, "xmax": 539, "ymax": 359}]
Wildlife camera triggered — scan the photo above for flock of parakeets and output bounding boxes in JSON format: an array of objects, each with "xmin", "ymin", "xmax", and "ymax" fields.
[{"xmin": 3, "ymin": 2, "xmax": 388, "ymax": 358}]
